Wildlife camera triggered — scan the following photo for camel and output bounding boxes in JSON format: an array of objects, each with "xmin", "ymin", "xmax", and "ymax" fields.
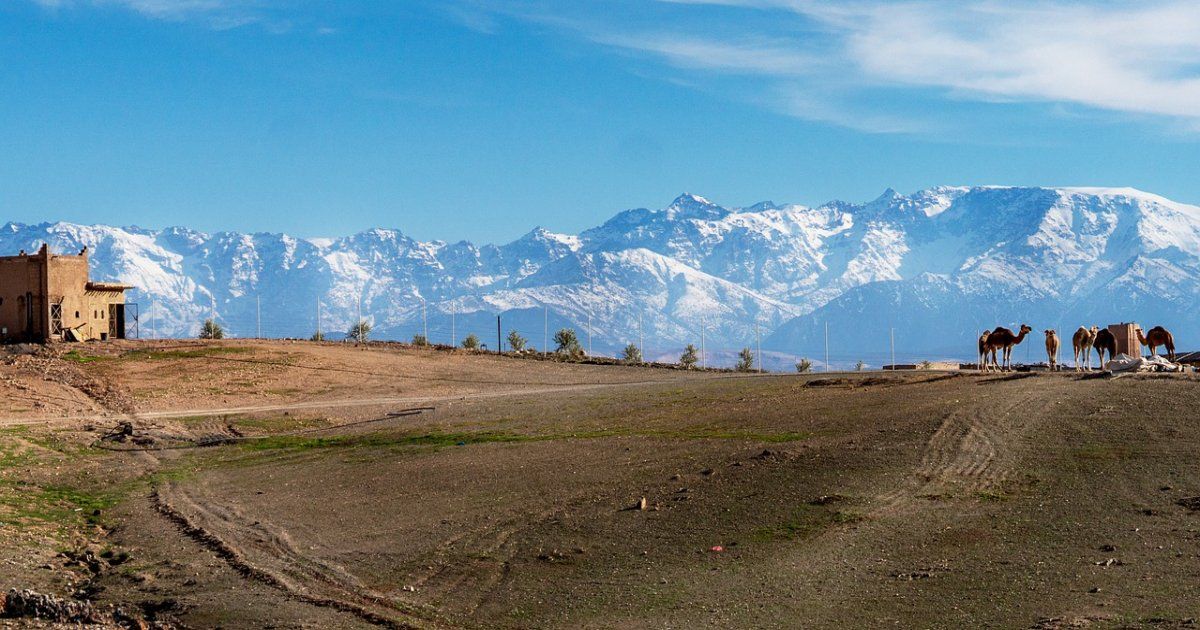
[
  {"xmin": 1044, "ymin": 329, "xmax": 1060, "ymax": 371},
  {"xmin": 1135, "ymin": 325, "xmax": 1176, "ymax": 362},
  {"xmin": 1093, "ymin": 327, "xmax": 1117, "ymax": 369},
  {"xmin": 1072, "ymin": 326, "xmax": 1098, "ymax": 371},
  {"xmin": 985, "ymin": 324, "xmax": 1032, "ymax": 371},
  {"xmin": 977, "ymin": 330, "xmax": 992, "ymax": 371}
]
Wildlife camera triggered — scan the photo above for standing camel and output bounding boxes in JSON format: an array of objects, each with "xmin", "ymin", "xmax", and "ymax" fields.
[
  {"xmin": 1093, "ymin": 327, "xmax": 1117, "ymax": 369},
  {"xmin": 977, "ymin": 330, "xmax": 992, "ymax": 371},
  {"xmin": 986, "ymin": 324, "xmax": 1033, "ymax": 371},
  {"xmin": 1072, "ymin": 326, "xmax": 1098, "ymax": 371},
  {"xmin": 1134, "ymin": 325, "xmax": 1176, "ymax": 362},
  {"xmin": 1044, "ymin": 329, "xmax": 1060, "ymax": 371}
]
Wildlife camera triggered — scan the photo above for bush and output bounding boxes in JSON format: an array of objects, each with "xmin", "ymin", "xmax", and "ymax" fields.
[
  {"xmin": 622, "ymin": 343, "xmax": 643, "ymax": 364},
  {"xmin": 310, "ymin": 331, "xmax": 325, "ymax": 342},
  {"xmin": 919, "ymin": 360, "xmax": 932, "ymax": 370},
  {"xmin": 507, "ymin": 330, "xmax": 527, "ymax": 352},
  {"xmin": 462, "ymin": 333, "xmax": 480, "ymax": 350},
  {"xmin": 735, "ymin": 347, "xmax": 755, "ymax": 372},
  {"xmin": 348, "ymin": 320, "xmax": 372, "ymax": 343},
  {"xmin": 412, "ymin": 334, "xmax": 429, "ymax": 346},
  {"xmin": 679, "ymin": 344, "xmax": 699, "ymax": 369},
  {"xmin": 554, "ymin": 328, "xmax": 584, "ymax": 358},
  {"xmin": 199, "ymin": 319, "xmax": 224, "ymax": 340},
  {"xmin": 795, "ymin": 358, "xmax": 813, "ymax": 373}
]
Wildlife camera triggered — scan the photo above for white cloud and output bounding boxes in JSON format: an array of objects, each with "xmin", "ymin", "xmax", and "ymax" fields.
[{"xmin": 29, "ymin": 0, "xmax": 282, "ymax": 30}]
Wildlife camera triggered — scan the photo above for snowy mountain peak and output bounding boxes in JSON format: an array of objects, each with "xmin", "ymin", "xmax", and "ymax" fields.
[{"xmin": 5, "ymin": 185, "xmax": 1200, "ymax": 365}]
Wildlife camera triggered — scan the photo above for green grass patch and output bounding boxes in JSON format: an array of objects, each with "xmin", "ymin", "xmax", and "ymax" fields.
[
  {"xmin": 62, "ymin": 350, "xmax": 106, "ymax": 364},
  {"xmin": 121, "ymin": 346, "xmax": 255, "ymax": 361},
  {"xmin": 0, "ymin": 481, "xmax": 120, "ymax": 529},
  {"xmin": 752, "ymin": 505, "xmax": 863, "ymax": 543}
]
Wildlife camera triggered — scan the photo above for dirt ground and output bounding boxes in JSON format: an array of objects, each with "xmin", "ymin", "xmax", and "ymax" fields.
[{"xmin": 2, "ymin": 340, "xmax": 1200, "ymax": 628}]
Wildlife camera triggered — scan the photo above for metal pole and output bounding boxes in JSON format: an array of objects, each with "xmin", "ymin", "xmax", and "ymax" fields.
[
  {"xmin": 824, "ymin": 321, "xmax": 830, "ymax": 372},
  {"xmin": 587, "ymin": 312, "xmax": 592, "ymax": 356},
  {"xmin": 638, "ymin": 312, "xmax": 643, "ymax": 357},
  {"xmin": 543, "ymin": 305, "xmax": 548, "ymax": 357},
  {"xmin": 256, "ymin": 295, "xmax": 262, "ymax": 339},
  {"xmin": 756, "ymin": 323, "xmax": 762, "ymax": 373},
  {"xmin": 451, "ymin": 311, "xmax": 456, "ymax": 347},
  {"xmin": 890, "ymin": 327, "xmax": 895, "ymax": 370},
  {"xmin": 316, "ymin": 298, "xmax": 322, "ymax": 340},
  {"xmin": 701, "ymin": 321, "xmax": 706, "ymax": 369},
  {"xmin": 496, "ymin": 315, "xmax": 502, "ymax": 355},
  {"xmin": 422, "ymin": 298, "xmax": 427, "ymax": 341}
]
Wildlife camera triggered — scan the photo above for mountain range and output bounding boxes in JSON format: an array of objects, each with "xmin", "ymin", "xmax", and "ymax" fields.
[{"xmin": 4, "ymin": 186, "xmax": 1198, "ymax": 368}]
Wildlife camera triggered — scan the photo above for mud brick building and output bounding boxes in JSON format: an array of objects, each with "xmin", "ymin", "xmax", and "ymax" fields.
[
  {"xmin": 0, "ymin": 244, "xmax": 132, "ymax": 343},
  {"xmin": 1108, "ymin": 322, "xmax": 1142, "ymax": 358}
]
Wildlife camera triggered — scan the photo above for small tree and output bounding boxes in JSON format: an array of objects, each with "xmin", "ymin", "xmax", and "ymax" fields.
[
  {"xmin": 199, "ymin": 319, "xmax": 224, "ymax": 340},
  {"xmin": 554, "ymin": 328, "xmax": 584, "ymax": 358},
  {"xmin": 310, "ymin": 331, "xmax": 325, "ymax": 342},
  {"xmin": 795, "ymin": 358, "xmax": 813, "ymax": 373},
  {"xmin": 919, "ymin": 360, "xmax": 933, "ymax": 370},
  {"xmin": 507, "ymin": 330, "xmax": 527, "ymax": 352},
  {"xmin": 679, "ymin": 344, "xmax": 699, "ymax": 370},
  {"xmin": 735, "ymin": 347, "xmax": 755, "ymax": 372},
  {"xmin": 348, "ymin": 320, "xmax": 371, "ymax": 343},
  {"xmin": 622, "ymin": 343, "xmax": 643, "ymax": 364},
  {"xmin": 462, "ymin": 333, "xmax": 480, "ymax": 350},
  {"xmin": 412, "ymin": 334, "xmax": 429, "ymax": 346},
  {"xmin": 855, "ymin": 360, "xmax": 865, "ymax": 372}
]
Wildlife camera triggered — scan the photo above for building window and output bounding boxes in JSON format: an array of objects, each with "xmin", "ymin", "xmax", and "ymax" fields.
[{"xmin": 75, "ymin": 311, "xmax": 80, "ymax": 318}]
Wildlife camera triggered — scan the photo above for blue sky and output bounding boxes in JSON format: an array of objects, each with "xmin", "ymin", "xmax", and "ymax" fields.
[{"xmin": 3, "ymin": 0, "xmax": 1200, "ymax": 243}]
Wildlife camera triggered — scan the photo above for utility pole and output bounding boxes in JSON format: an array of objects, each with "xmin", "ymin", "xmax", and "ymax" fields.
[
  {"xmin": 316, "ymin": 297, "xmax": 322, "ymax": 340},
  {"xmin": 701, "ymin": 321, "xmax": 706, "ymax": 369},
  {"xmin": 421, "ymin": 297, "xmax": 428, "ymax": 341},
  {"xmin": 496, "ymin": 315, "xmax": 502, "ymax": 355},
  {"xmin": 639, "ymin": 312, "xmax": 644, "ymax": 357},
  {"xmin": 256, "ymin": 295, "xmax": 262, "ymax": 339},
  {"xmin": 543, "ymin": 305, "xmax": 548, "ymax": 357},
  {"xmin": 451, "ymin": 311, "xmax": 456, "ymax": 347},
  {"xmin": 756, "ymin": 323, "xmax": 762, "ymax": 373},
  {"xmin": 890, "ymin": 327, "xmax": 895, "ymax": 371},
  {"xmin": 824, "ymin": 321, "xmax": 830, "ymax": 372},
  {"xmin": 587, "ymin": 312, "xmax": 592, "ymax": 356}
]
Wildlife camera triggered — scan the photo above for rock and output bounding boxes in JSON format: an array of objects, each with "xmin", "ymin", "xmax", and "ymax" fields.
[
  {"xmin": 2, "ymin": 588, "xmax": 105, "ymax": 624},
  {"xmin": 637, "ymin": 497, "xmax": 648, "ymax": 511},
  {"xmin": 1177, "ymin": 496, "xmax": 1200, "ymax": 511},
  {"xmin": 1099, "ymin": 544, "xmax": 1116, "ymax": 552}
]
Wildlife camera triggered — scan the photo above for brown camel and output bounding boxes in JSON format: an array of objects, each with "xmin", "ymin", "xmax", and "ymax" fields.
[
  {"xmin": 985, "ymin": 324, "xmax": 1032, "ymax": 371},
  {"xmin": 977, "ymin": 330, "xmax": 992, "ymax": 370},
  {"xmin": 1134, "ymin": 325, "xmax": 1176, "ymax": 362},
  {"xmin": 1044, "ymin": 329, "xmax": 1060, "ymax": 371},
  {"xmin": 1093, "ymin": 327, "xmax": 1117, "ymax": 368},
  {"xmin": 1072, "ymin": 325, "xmax": 1098, "ymax": 371}
]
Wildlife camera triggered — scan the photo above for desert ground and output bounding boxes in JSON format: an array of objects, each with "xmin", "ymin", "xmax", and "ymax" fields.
[{"xmin": 2, "ymin": 340, "xmax": 1200, "ymax": 628}]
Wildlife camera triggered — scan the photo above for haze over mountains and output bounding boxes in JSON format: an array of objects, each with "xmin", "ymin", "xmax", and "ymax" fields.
[{"xmin": 4, "ymin": 186, "xmax": 1199, "ymax": 367}]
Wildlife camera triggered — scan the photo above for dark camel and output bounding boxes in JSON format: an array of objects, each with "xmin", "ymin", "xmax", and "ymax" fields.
[
  {"xmin": 986, "ymin": 324, "xmax": 1032, "ymax": 371},
  {"xmin": 1092, "ymin": 328, "xmax": 1117, "ymax": 368},
  {"xmin": 1134, "ymin": 325, "xmax": 1176, "ymax": 362}
]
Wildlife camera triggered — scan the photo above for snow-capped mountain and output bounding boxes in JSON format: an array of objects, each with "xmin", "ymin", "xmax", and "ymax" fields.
[{"xmin": 4, "ymin": 186, "xmax": 1199, "ymax": 367}]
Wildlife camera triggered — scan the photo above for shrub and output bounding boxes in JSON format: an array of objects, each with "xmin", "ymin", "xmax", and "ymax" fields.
[
  {"xmin": 622, "ymin": 343, "xmax": 643, "ymax": 364},
  {"xmin": 554, "ymin": 328, "xmax": 584, "ymax": 358},
  {"xmin": 736, "ymin": 347, "xmax": 755, "ymax": 372},
  {"xmin": 855, "ymin": 360, "xmax": 865, "ymax": 372},
  {"xmin": 412, "ymin": 334, "xmax": 429, "ymax": 346},
  {"xmin": 507, "ymin": 330, "xmax": 527, "ymax": 352},
  {"xmin": 679, "ymin": 344, "xmax": 699, "ymax": 370},
  {"xmin": 199, "ymin": 319, "xmax": 224, "ymax": 340},
  {"xmin": 462, "ymin": 333, "xmax": 480, "ymax": 350},
  {"xmin": 795, "ymin": 358, "xmax": 813, "ymax": 373},
  {"xmin": 919, "ymin": 360, "xmax": 932, "ymax": 370},
  {"xmin": 310, "ymin": 331, "xmax": 325, "ymax": 342},
  {"xmin": 348, "ymin": 320, "xmax": 372, "ymax": 343}
]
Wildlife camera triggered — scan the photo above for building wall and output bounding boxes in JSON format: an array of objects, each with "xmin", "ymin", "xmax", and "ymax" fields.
[
  {"xmin": 1109, "ymin": 322, "xmax": 1142, "ymax": 358},
  {"xmin": 0, "ymin": 255, "xmax": 45, "ymax": 342},
  {"xmin": 0, "ymin": 248, "xmax": 128, "ymax": 343}
]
